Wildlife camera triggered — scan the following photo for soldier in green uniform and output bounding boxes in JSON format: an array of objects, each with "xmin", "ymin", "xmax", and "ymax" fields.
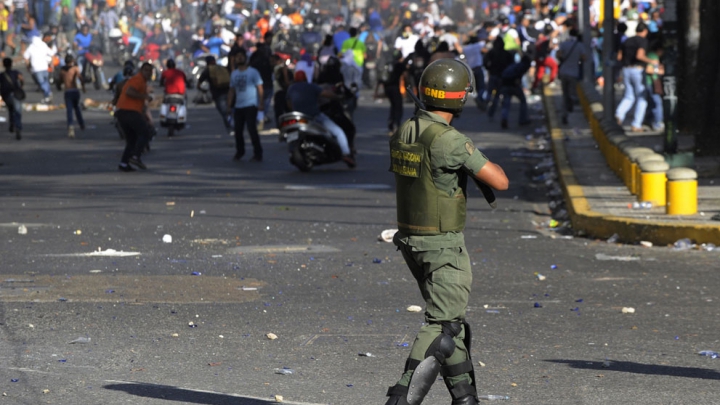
[{"xmin": 384, "ymin": 59, "xmax": 510, "ymax": 405}]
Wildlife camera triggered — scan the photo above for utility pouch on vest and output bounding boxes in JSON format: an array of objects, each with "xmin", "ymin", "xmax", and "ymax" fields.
[{"xmin": 390, "ymin": 122, "xmax": 466, "ymax": 235}]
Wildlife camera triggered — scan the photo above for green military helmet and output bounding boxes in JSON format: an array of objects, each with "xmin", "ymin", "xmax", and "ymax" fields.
[{"xmin": 419, "ymin": 58, "xmax": 474, "ymax": 113}]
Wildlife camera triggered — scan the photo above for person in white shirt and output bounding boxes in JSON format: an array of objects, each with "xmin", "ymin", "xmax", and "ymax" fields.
[
  {"xmin": 413, "ymin": 15, "xmax": 434, "ymax": 39},
  {"xmin": 394, "ymin": 24, "xmax": 419, "ymax": 59},
  {"xmin": 23, "ymin": 35, "xmax": 54, "ymax": 103},
  {"xmin": 223, "ymin": 1, "xmax": 246, "ymax": 32}
]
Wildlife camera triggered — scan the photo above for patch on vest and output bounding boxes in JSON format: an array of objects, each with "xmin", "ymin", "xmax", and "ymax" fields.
[
  {"xmin": 390, "ymin": 147, "xmax": 422, "ymax": 178},
  {"xmin": 465, "ymin": 142, "xmax": 475, "ymax": 155}
]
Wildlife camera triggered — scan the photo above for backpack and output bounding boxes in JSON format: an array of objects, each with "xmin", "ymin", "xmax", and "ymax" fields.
[{"xmin": 208, "ymin": 65, "xmax": 230, "ymax": 90}]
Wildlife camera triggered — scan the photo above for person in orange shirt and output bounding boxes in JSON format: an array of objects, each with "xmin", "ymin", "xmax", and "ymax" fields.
[
  {"xmin": 256, "ymin": 10, "xmax": 270, "ymax": 37},
  {"xmin": 115, "ymin": 62, "xmax": 154, "ymax": 172},
  {"xmin": 288, "ymin": 8, "xmax": 303, "ymax": 26}
]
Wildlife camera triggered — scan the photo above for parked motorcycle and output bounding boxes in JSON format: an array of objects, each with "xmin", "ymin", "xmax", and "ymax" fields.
[
  {"xmin": 279, "ymin": 112, "xmax": 344, "ymax": 172},
  {"xmin": 159, "ymin": 94, "xmax": 187, "ymax": 137}
]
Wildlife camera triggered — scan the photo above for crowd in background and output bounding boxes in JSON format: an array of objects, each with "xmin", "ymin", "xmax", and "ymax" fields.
[{"xmin": 0, "ymin": 0, "xmax": 668, "ymax": 137}]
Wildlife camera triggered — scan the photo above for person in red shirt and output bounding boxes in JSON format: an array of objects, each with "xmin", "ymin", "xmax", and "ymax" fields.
[{"xmin": 159, "ymin": 59, "xmax": 187, "ymax": 95}]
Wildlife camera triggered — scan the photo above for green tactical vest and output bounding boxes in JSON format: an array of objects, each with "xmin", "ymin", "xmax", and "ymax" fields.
[{"xmin": 389, "ymin": 120, "xmax": 467, "ymax": 236}]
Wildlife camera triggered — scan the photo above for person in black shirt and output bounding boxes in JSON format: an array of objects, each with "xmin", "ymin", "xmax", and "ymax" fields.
[
  {"xmin": 0, "ymin": 57, "xmax": 24, "ymax": 139},
  {"xmin": 249, "ymin": 31, "xmax": 274, "ymax": 125},
  {"xmin": 484, "ymin": 36, "xmax": 514, "ymax": 119},
  {"xmin": 615, "ymin": 22, "xmax": 658, "ymax": 131},
  {"xmin": 197, "ymin": 55, "xmax": 232, "ymax": 133},
  {"xmin": 383, "ymin": 50, "xmax": 406, "ymax": 136}
]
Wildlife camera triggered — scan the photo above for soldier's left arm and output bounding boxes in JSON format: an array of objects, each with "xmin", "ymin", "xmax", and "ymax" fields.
[{"xmin": 439, "ymin": 131, "xmax": 509, "ymax": 190}]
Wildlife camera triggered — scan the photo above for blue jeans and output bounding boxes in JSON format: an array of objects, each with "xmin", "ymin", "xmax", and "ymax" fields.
[
  {"xmin": 128, "ymin": 36, "xmax": 143, "ymax": 56},
  {"xmin": 500, "ymin": 85, "xmax": 529, "ymax": 123},
  {"xmin": 472, "ymin": 66, "xmax": 486, "ymax": 103},
  {"xmin": 213, "ymin": 93, "xmax": 232, "ymax": 130},
  {"xmin": 5, "ymin": 95, "xmax": 22, "ymax": 130},
  {"xmin": 647, "ymin": 86, "xmax": 663, "ymax": 129},
  {"xmin": 32, "ymin": 70, "xmax": 51, "ymax": 98},
  {"xmin": 315, "ymin": 112, "xmax": 350, "ymax": 155},
  {"xmin": 225, "ymin": 14, "xmax": 244, "ymax": 30},
  {"xmin": 615, "ymin": 66, "xmax": 647, "ymax": 128},
  {"xmin": 65, "ymin": 89, "xmax": 85, "ymax": 127}
]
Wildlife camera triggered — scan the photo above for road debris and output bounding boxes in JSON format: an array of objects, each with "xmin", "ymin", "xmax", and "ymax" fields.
[
  {"xmin": 621, "ymin": 307, "xmax": 635, "ymax": 314},
  {"xmin": 163, "ymin": 234, "xmax": 173, "ymax": 243},
  {"xmin": 406, "ymin": 305, "xmax": 422, "ymax": 312},
  {"xmin": 266, "ymin": 333, "xmax": 278, "ymax": 340},
  {"xmin": 379, "ymin": 229, "xmax": 397, "ymax": 242}
]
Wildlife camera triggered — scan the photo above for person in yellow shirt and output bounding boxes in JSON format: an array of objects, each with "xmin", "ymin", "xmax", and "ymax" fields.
[{"xmin": 0, "ymin": 3, "xmax": 8, "ymax": 57}]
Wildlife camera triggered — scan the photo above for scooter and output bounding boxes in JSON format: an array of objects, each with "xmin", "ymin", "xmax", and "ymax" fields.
[
  {"xmin": 159, "ymin": 94, "xmax": 187, "ymax": 137},
  {"xmin": 279, "ymin": 111, "xmax": 345, "ymax": 172}
]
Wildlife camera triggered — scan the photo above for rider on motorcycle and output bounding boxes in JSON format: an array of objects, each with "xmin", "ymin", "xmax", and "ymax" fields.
[
  {"xmin": 159, "ymin": 58, "xmax": 187, "ymax": 97},
  {"xmin": 285, "ymin": 70, "xmax": 356, "ymax": 168}
]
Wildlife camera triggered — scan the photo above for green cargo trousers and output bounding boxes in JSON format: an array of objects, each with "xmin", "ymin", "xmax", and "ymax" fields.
[{"xmin": 394, "ymin": 242, "xmax": 474, "ymax": 390}]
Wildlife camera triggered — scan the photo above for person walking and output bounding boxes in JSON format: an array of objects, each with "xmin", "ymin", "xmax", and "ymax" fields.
[
  {"xmin": 615, "ymin": 22, "xmax": 657, "ymax": 132},
  {"xmin": 382, "ymin": 50, "xmax": 406, "ymax": 136},
  {"xmin": 0, "ymin": 57, "xmax": 24, "ymax": 139},
  {"xmin": 197, "ymin": 55, "xmax": 232, "ymax": 134},
  {"xmin": 384, "ymin": 59, "xmax": 509, "ymax": 405},
  {"xmin": 59, "ymin": 54, "xmax": 86, "ymax": 138},
  {"xmin": 556, "ymin": 28, "xmax": 589, "ymax": 124},
  {"xmin": 484, "ymin": 36, "xmax": 513, "ymax": 120},
  {"xmin": 499, "ymin": 54, "xmax": 532, "ymax": 129},
  {"xmin": 227, "ymin": 49, "xmax": 264, "ymax": 162},
  {"xmin": 115, "ymin": 62, "xmax": 155, "ymax": 172}
]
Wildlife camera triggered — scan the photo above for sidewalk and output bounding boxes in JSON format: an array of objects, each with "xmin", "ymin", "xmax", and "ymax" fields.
[{"xmin": 541, "ymin": 85, "xmax": 720, "ymax": 245}]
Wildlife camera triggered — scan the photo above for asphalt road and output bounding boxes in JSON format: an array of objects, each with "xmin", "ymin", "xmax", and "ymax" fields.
[{"xmin": 0, "ymin": 86, "xmax": 718, "ymax": 405}]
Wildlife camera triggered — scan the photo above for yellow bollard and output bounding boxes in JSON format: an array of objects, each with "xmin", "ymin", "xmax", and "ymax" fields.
[
  {"xmin": 624, "ymin": 147, "xmax": 653, "ymax": 193},
  {"xmin": 666, "ymin": 168, "xmax": 698, "ymax": 215},
  {"xmin": 636, "ymin": 154, "xmax": 665, "ymax": 198},
  {"xmin": 616, "ymin": 141, "xmax": 639, "ymax": 180},
  {"xmin": 639, "ymin": 160, "xmax": 669, "ymax": 206}
]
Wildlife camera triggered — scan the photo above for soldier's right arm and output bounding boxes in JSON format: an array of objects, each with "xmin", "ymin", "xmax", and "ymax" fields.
[{"xmin": 472, "ymin": 162, "xmax": 508, "ymax": 191}]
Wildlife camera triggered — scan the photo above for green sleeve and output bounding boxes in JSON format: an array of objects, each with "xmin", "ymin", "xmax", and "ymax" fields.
[{"xmin": 432, "ymin": 130, "xmax": 488, "ymax": 173}]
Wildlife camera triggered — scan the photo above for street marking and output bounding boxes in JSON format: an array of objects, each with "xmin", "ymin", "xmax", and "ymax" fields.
[
  {"xmin": 227, "ymin": 245, "xmax": 339, "ymax": 254},
  {"xmin": 43, "ymin": 249, "xmax": 141, "ymax": 257},
  {"xmin": 285, "ymin": 184, "xmax": 392, "ymax": 190},
  {"xmin": 0, "ymin": 275, "xmax": 264, "ymax": 303},
  {"xmin": 103, "ymin": 380, "xmax": 328, "ymax": 405}
]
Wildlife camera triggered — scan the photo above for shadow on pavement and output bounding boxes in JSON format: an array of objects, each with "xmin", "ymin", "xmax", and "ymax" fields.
[
  {"xmin": 545, "ymin": 359, "xmax": 720, "ymax": 380},
  {"xmin": 104, "ymin": 382, "xmax": 279, "ymax": 404}
]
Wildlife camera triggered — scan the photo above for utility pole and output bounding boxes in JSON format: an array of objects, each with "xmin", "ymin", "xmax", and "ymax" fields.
[
  {"xmin": 579, "ymin": 0, "xmax": 593, "ymax": 82},
  {"xmin": 601, "ymin": 0, "xmax": 615, "ymax": 114}
]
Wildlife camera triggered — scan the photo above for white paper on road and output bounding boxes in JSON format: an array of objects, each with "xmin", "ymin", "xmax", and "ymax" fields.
[{"xmin": 594, "ymin": 253, "xmax": 642, "ymax": 261}]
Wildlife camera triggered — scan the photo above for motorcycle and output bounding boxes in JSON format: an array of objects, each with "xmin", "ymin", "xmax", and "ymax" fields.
[
  {"xmin": 159, "ymin": 94, "xmax": 187, "ymax": 137},
  {"xmin": 279, "ymin": 111, "xmax": 345, "ymax": 172},
  {"xmin": 84, "ymin": 45, "xmax": 106, "ymax": 90}
]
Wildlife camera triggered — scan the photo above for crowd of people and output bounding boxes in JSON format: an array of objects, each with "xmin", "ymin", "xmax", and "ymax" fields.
[{"xmin": 0, "ymin": 0, "xmax": 666, "ymax": 171}]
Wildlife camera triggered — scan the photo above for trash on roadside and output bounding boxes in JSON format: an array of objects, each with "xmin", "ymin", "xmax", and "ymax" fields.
[
  {"xmin": 698, "ymin": 350, "xmax": 718, "ymax": 358},
  {"xmin": 162, "ymin": 234, "xmax": 172, "ymax": 243},
  {"xmin": 191, "ymin": 272, "xmax": 202, "ymax": 276},
  {"xmin": 42, "ymin": 389, "xmax": 50, "ymax": 394},
  {"xmin": 478, "ymin": 394, "xmax": 510, "ymax": 401},
  {"xmin": 521, "ymin": 235, "xmax": 538, "ymax": 239},
  {"xmin": 274, "ymin": 367, "xmax": 294, "ymax": 375},
  {"xmin": 188, "ymin": 322, "xmax": 197, "ymax": 327},
  {"xmin": 478, "ymin": 361, "xmax": 486, "ymax": 367},
  {"xmin": 69, "ymin": 337, "xmax": 91, "ymax": 344},
  {"xmin": 358, "ymin": 352, "xmax": 376, "ymax": 357},
  {"xmin": 406, "ymin": 305, "xmax": 422, "ymax": 312},
  {"xmin": 640, "ymin": 241, "xmax": 653, "ymax": 248},
  {"xmin": 274, "ymin": 394, "xmax": 284, "ymax": 402},
  {"xmin": 17, "ymin": 225, "xmax": 27, "ymax": 235},
  {"xmin": 266, "ymin": 333, "xmax": 278, "ymax": 340},
  {"xmin": 241, "ymin": 286, "xmax": 257, "ymax": 291},
  {"xmin": 373, "ymin": 258, "xmax": 383, "ymax": 263},
  {"xmin": 536, "ymin": 273, "xmax": 546, "ymax": 281},
  {"xmin": 621, "ymin": 307, "xmax": 635, "ymax": 314},
  {"xmin": 629, "ymin": 201, "xmax": 653, "ymax": 210},
  {"xmin": 606, "ymin": 233, "xmax": 620, "ymax": 243},
  {"xmin": 700, "ymin": 243, "xmax": 716, "ymax": 252},
  {"xmin": 673, "ymin": 238, "xmax": 694, "ymax": 250},
  {"xmin": 595, "ymin": 253, "xmax": 641, "ymax": 261},
  {"xmin": 378, "ymin": 229, "xmax": 397, "ymax": 243},
  {"xmin": 74, "ymin": 230, "xmax": 82, "ymax": 235},
  {"xmin": 533, "ymin": 302, "xmax": 542, "ymax": 308},
  {"xmin": 171, "ymin": 333, "xmax": 179, "ymax": 337}
]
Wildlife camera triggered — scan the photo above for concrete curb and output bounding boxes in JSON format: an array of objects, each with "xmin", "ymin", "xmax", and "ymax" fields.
[{"xmin": 541, "ymin": 85, "xmax": 720, "ymax": 245}]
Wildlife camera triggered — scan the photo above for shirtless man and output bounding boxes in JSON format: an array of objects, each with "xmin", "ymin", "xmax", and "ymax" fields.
[{"xmin": 60, "ymin": 54, "xmax": 85, "ymax": 138}]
